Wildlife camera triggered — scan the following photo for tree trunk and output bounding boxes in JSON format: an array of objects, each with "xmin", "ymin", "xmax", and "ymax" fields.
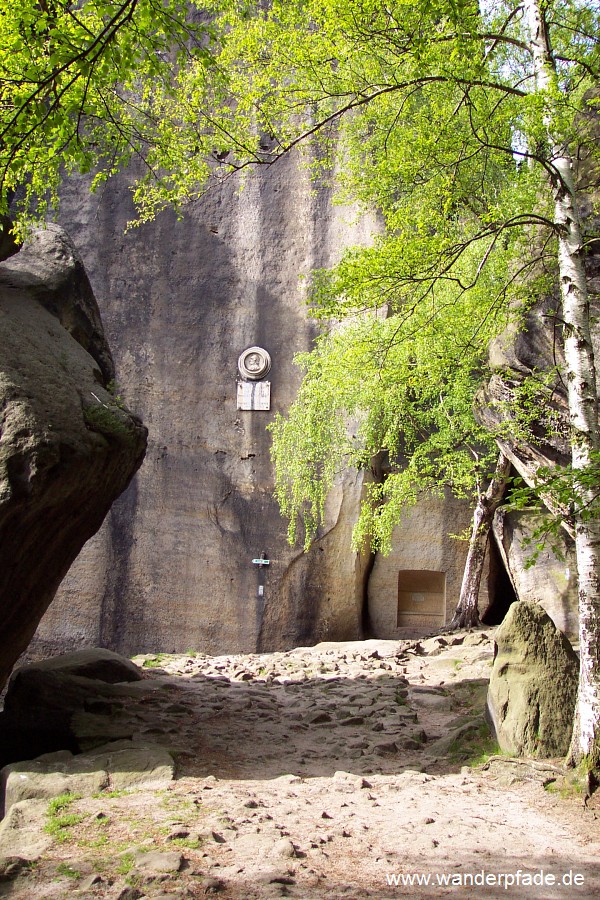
[
  {"xmin": 447, "ymin": 451, "xmax": 511, "ymax": 630},
  {"xmin": 525, "ymin": 0, "xmax": 600, "ymax": 780}
]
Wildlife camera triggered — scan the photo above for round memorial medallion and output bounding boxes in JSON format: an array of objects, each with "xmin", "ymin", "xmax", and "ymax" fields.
[{"xmin": 238, "ymin": 346, "xmax": 271, "ymax": 380}]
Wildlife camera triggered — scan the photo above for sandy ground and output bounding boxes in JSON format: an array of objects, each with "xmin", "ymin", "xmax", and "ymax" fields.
[{"xmin": 1, "ymin": 629, "xmax": 599, "ymax": 899}]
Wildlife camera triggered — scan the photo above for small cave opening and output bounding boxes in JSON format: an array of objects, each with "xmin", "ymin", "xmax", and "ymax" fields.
[{"xmin": 481, "ymin": 535, "xmax": 517, "ymax": 625}]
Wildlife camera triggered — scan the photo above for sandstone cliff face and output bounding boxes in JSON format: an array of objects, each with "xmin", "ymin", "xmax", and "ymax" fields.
[
  {"xmin": 0, "ymin": 226, "xmax": 147, "ymax": 690},
  {"xmin": 33, "ymin": 157, "xmax": 378, "ymax": 656},
  {"xmin": 32, "ymin": 124, "xmax": 598, "ymax": 656}
]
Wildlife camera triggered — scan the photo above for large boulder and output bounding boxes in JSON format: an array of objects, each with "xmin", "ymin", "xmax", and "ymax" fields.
[
  {"xmin": 0, "ymin": 649, "xmax": 148, "ymax": 765},
  {"xmin": 0, "ymin": 226, "xmax": 147, "ymax": 690},
  {"xmin": 12, "ymin": 646, "xmax": 145, "ymax": 684},
  {"xmin": 486, "ymin": 601, "xmax": 579, "ymax": 757},
  {"xmin": 0, "ymin": 648, "xmax": 192, "ymax": 769}
]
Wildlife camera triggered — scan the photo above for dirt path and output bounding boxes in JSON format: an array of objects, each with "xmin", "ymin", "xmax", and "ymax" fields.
[{"xmin": 2, "ymin": 630, "xmax": 599, "ymax": 899}]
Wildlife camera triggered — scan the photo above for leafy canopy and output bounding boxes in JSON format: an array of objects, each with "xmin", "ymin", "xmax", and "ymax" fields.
[
  {"xmin": 0, "ymin": 0, "xmax": 213, "ymax": 236},
  {"xmin": 219, "ymin": 0, "xmax": 597, "ymax": 550},
  {"xmin": 1, "ymin": 0, "xmax": 598, "ymax": 548}
]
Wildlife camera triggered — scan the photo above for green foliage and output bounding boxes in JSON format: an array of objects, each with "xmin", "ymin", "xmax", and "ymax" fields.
[
  {"xmin": 55, "ymin": 862, "xmax": 82, "ymax": 880},
  {"xmin": 270, "ymin": 243, "xmax": 523, "ymax": 551},
  {"xmin": 0, "ymin": 0, "xmax": 214, "ymax": 236},
  {"xmin": 3, "ymin": 0, "xmax": 598, "ymax": 234},
  {"xmin": 464, "ymin": 729, "xmax": 502, "ymax": 768},
  {"xmin": 544, "ymin": 768, "xmax": 586, "ymax": 798},
  {"xmin": 116, "ymin": 853, "xmax": 135, "ymax": 876},
  {"xmin": 142, "ymin": 652, "xmax": 167, "ymax": 667},
  {"xmin": 2, "ymin": 0, "xmax": 598, "ymax": 553},
  {"xmin": 45, "ymin": 793, "xmax": 84, "ymax": 842},
  {"xmin": 232, "ymin": 0, "xmax": 599, "ymax": 550},
  {"xmin": 47, "ymin": 792, "xmax": 82, "ymax": 815},
  {"xmin": 82, "ymin": 397, "xmax": 134, "ymax": 440}
]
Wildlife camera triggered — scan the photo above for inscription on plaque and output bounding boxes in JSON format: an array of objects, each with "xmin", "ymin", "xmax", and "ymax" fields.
[{"xmin": 237, "ymin": 380, "xmax": 271, "ymax": 411}]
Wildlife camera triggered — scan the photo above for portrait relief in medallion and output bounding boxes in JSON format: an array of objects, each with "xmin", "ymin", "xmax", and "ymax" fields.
[{"xmin": 238, "ymin": 346, "xmax": 272, "ymax": 381}]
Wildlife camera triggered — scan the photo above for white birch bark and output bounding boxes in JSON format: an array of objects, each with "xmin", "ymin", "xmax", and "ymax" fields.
[
  {"xmin": 524, "ymin": 0, "xmax": 600, "ymax": 769},
  {"xmin": 448, "ymin": 451, "xmax": 511, "ymax": 630}
]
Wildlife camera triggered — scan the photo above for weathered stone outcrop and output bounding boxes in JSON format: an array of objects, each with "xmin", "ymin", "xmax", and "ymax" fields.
[
  {"xmin": 0, "ymin": 649, "xmax": 169, "ymax": 767},
  {"xmin": 492, "ymin": 509, "xmax": 579, "ymax": 641},
  {"xmin": 1, "ymin": 741, "xmax": 174, "ymax": 817},
  {"xmin": 475, "ymin": 295, "xmax": 573, "ymax": 528},
  {"xmin": 0, "ymin": 227, "xmax": 147, "ymax": 690},
  {"xmin": 486, "ymin": 601, "xmax": 579, "ymax": 757}
]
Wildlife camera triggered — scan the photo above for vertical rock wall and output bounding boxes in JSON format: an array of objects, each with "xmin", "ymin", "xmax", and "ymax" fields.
[
  {"xmin": 33, "ymin": 155, "xmax": 377, "ymax": 656},
  {"xmin": 34, "ymin": 127, "xmax": 592, "ymax": 654}
]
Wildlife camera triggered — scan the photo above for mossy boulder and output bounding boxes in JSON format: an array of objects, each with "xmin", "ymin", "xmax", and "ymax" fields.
[{"xmin": 486, "ymin": 601, "xmax": 579, "ymax": 757}]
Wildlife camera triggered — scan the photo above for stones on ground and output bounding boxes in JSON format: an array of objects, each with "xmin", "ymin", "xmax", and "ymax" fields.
[
  {"xmin": 256, "ymin": 867, "xmax": 296, "ymax": 885},
  {"xmin": 115, "ymin": 889, "xmax": 142, "ymax": 900},
  {"xmin": 209, "ymin": 831, "xmax": 226, "ymax": 844},
  {"xmin": 79, "ymin": 873, "xmax": 104, "ymax": 890},
  {"xmin": 149, "ymin": 894, "xmax": 183, "ymax": 900},
  {"xmin": 373, "ymin": 741, "xmax": 398, "ymax": 756},
  {"xmin": 486, "ymin": 601, "xmax": 579, "ymax": 756},
  {"xmin": 130, "ymin": 848, "xmax": 184, "ymax": 875},
  {"xmin": 400, "ymin": 738, "xmax": 424, "ymax": 751},
  {"xmin": 410, "ymin": 688, "xmax": 449, "ymax": 709},
  {"xmin": 270, "ymin": 838, "xmax": 297, "ymax": 858},
  {"xmin": 6, "ymin": 632, "xmax": 600, "ymax": 899},
  {"xmin": 202, "ymin": 875, "xmax": 225, "ymax": 892},
  {"xmin": 0, "ymin": 856, "xmax": 33, "ymax": 882},
  {"xmin": 309, "ymin": 712, "xmax": 331, "ymax": 724},
  {"xmin": 167, "ymin": 827, "xmax": 191, "ymax": 841}
]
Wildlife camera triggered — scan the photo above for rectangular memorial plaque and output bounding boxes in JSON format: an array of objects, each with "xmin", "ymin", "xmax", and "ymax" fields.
[{"xmin": 237, "ymin": 380, "xmax": 271, "ymax": 411}]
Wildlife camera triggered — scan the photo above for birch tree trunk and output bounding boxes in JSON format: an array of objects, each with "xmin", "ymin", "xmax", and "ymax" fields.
[
  {"xmin": 448, "ymin": 452, "xmax": 511, "ymax": 630},
  {"xmin": 525, "ymin": 0, "xmax": 600, "ymax": 778}
]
